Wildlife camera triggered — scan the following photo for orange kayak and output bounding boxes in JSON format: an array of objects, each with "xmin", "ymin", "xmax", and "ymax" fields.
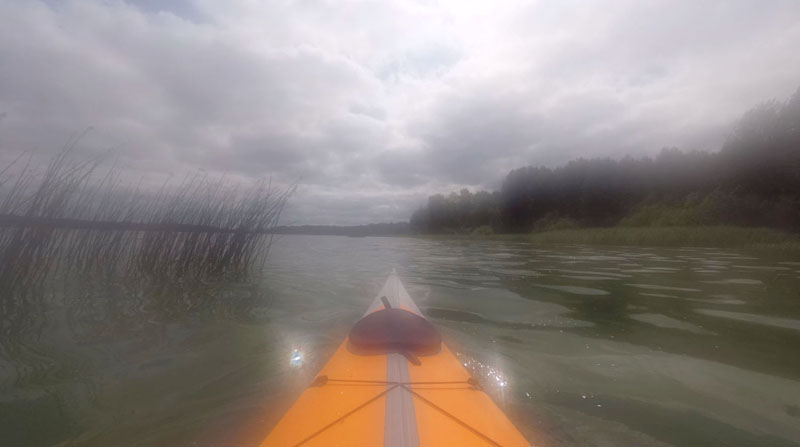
[{"xmin": 262, "ymin": 270, "xmax": 531, "ymax": 447}]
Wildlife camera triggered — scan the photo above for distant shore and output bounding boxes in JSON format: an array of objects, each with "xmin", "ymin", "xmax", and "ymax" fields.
[
  {"xmin": 274, "ymin": 223, "xmax": 800, "ymax": 251},
  {"xmin": 524, "ymin": 225, "xmax": 800, "ymax": 249},
  {"xmin": 413, "ymin": 225, "xmax": 800, "ymax": 250}
]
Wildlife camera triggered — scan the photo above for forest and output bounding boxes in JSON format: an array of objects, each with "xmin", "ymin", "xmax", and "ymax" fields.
[{"xmin": 410, "ymin": 88, "xmax": 800, "ymax": 234}]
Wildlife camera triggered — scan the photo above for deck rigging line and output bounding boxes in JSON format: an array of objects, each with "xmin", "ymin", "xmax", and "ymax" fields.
[{"xmin": 298, "ymin": 377, "xmax": 506, "ymax": 447}]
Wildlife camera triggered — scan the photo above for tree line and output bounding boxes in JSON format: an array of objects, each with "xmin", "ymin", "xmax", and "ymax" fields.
[{"xmin": 411, "ymin": 87, "xmax": 800, "ymax": 233}]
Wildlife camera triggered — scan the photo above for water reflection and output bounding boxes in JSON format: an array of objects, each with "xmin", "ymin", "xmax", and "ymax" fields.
[
  {"xmin": 399, "ymin": 239, "xmax": 800, "ymax": 445},
  {"xmin": 0, "ymin": 257, "xmax": 273, "ymax": 446},
  {"xmin": 1, "ymin": 236, "xmax": 800, "ymax": 446},
  {"xmin": 289, "ymin": 349, "xmax": 304, "ymax": 368},
  {"xmin": 457, "ymin": 352, "xmax": 509, "ymax": 389}
]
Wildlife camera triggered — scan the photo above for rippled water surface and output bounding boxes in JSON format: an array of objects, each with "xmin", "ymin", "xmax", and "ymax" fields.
[{"xmin": 2, "ymin": 236, "xmax": 800, "ymax": 446}]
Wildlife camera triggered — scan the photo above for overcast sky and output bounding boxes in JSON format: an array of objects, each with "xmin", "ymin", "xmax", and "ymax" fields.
[{"xmin": 1, "ymin": 1, "xmax": 799, "ymax": 224}]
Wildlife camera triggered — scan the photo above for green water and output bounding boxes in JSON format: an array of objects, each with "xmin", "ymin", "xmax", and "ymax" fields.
[{"xmin": 2, "ymin": 235, "xmax": 800, "ymax": 446}]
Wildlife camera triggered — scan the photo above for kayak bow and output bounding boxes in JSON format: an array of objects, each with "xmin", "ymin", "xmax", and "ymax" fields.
[{"xmin": 263, "ymin": 270, "xmax": 530, "ymax": 447}]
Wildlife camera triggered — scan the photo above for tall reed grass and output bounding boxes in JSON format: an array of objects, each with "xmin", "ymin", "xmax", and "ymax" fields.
[
  {"xmin": 0, "ymin": 148, "xmax": 292, "ymax": 385},
  {"xmin": 0, "ymin": 149, "xmax": 292, "ymax": 292}
]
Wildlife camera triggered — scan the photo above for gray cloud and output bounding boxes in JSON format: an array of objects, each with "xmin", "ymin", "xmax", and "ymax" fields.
[{"xmin": 1, "ymin": 0, "xmax": 799, "ymax": 224}]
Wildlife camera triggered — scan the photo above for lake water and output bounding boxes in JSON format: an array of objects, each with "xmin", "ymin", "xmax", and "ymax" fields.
[{"xmin": 2, "ymin": 235, "xmax": 800, "ymax": 446}]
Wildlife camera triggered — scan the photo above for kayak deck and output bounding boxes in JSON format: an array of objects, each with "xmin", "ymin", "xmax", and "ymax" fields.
[{"xmin": 262, "ymin": 271, "xmax": 530, "ymax": 447}]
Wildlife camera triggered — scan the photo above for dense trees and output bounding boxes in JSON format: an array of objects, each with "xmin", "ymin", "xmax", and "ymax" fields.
[
  {"xmin": 410, "ymin": 189, "xmax": 500, "ymax": 233},
  {"xmin": 411, "ymin": 88, "xmax": 800, "ymax": 233}
]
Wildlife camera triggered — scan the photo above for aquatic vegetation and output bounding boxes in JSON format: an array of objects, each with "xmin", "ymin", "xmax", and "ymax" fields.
[
  {"xmin": 0, "ymin": 149, "xmax": 292, "ymax": 280},
  {"xmin": 0, "ymin": 149, "xmax": 292, "ymax": 341}
]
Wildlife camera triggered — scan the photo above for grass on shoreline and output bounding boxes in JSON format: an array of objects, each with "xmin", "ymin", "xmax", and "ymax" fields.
[
  {"xmin": 526, "ymin": 226, "xmax": 800, "ymax": 249},
  {"xmin": 413, "ymin": 226, "xmax": 800, "ymax": 250}
]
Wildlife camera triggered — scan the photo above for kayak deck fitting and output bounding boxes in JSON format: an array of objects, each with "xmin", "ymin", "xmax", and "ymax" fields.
[{"xmin": 262, "ymin": 270, "xmax": 531, "ymax": 447}]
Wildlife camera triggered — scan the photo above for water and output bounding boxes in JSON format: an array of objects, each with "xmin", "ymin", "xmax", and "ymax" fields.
[{"xmin": 2, "ymin": 235, "xmax": 800, "ymax": 446}]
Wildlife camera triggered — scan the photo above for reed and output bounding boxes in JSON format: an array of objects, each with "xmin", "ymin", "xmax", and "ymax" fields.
[{"xmin": 0, "ymin": 149, "xmax": 293, "ymax": 288}]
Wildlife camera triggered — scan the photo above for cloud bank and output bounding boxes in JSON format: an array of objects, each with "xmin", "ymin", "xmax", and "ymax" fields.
[{"xmin": 1, "ymin": 0, "xmax": 799, "ymax": 224}]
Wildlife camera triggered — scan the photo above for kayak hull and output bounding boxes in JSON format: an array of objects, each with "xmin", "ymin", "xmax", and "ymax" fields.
[{"xmin": 262, "ymin": 271, "xmax": 530, "ymax": 447}]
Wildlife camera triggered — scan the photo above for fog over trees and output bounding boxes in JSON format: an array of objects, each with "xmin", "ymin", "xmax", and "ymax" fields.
[{"xmin": 411, "ymin": 88, "xmax": 800, "ymax": 233}]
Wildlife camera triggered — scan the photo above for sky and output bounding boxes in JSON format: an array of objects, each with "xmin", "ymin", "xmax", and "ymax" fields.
[{"xmin": 1, "ymin": 0, "xmax": 799, "ymax": 225}]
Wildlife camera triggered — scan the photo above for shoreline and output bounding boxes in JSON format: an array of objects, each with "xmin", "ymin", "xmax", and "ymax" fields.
[{"xmin": 406, "ymin": 226, "xmax": 800, "ymax": 251}]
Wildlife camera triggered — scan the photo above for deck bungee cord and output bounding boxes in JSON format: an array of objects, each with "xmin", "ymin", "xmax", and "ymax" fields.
[{"xmin": 262, "ymin": 270, "xmax": 531, "ymax": 447}]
